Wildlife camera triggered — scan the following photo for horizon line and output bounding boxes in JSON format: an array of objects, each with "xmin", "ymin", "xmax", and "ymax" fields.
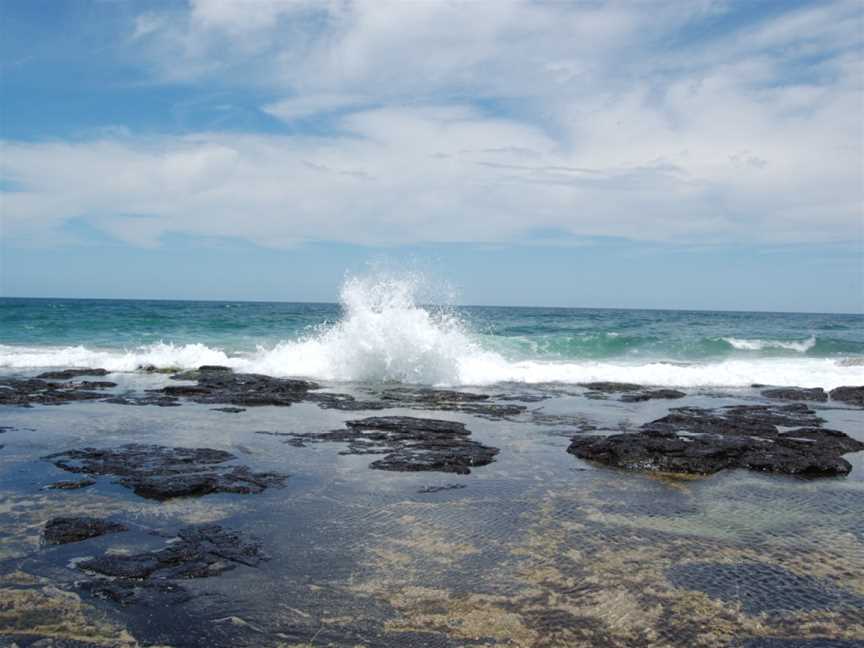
[{"xmin": 1, "ymin": 294, "xmax": 861, "ymax": 318}]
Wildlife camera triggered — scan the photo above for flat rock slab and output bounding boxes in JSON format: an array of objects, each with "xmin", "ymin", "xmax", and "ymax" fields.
[
  {"xmin": 311, "ymin": 386, "xmax": 527, "ymax": 419},
  {"xmin": 160, "ymin": 366, "xmax": 318, "ymax": 406},
  {"xmin": 568, "ymin": 428, "xmax": 861, "ymax": 477},
  {"xmin": 580, "ymin": 382, "xmax": 687, "ymax": 402},
  {"xmin": 36, "ymin": 368, "xmax": 109, "ymax": 380},
  {"xmin": 43, "ymin": 516, "xmax": 128, "ymax": 545},
  {"xmin": 78, "ymin": 525, "xmax": 267, "ymax": 606},
  {"xmin": 762, "ymin": 387, "xmax": 828, "ymax": 402},
  {"xmin": 569, "ymin": 401, "xmax": 863, "ymax": 477},
  {"xmin": 829, "ymin": 385, "xmax": 864, "ymax": 407},
  {"xmin": 44, "ymin": 443, "xmax": 287, "ymax": 500},
  {"xmin": 0, "ymin": 378, "xmax": 108, "ymax": 407},
  {"xmin": 44, "ymin": 478, "xmax": 96, "ymax": 490},
  {"xmin": 642, "ymin": 403, "xmax": 824, "ymax": 436},
  {"xmin": 271, "ymin": 415, "xmax": 499, "ymax": 474}
]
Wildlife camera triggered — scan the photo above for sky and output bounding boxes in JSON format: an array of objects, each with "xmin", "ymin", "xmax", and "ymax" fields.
[{"xmin": 0, "ymin": 0, "xmax": 862, "ymax": 313}]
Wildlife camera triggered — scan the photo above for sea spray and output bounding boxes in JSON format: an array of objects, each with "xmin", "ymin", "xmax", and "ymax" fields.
[{"xmin": 238, "ymin": 274, "xmax": 486, "ymax": 383}]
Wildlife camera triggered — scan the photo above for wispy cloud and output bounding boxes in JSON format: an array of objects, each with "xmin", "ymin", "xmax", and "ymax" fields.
[{"xmin": 1, "ymin": 0, "xmax": 861, "ymax": 250}]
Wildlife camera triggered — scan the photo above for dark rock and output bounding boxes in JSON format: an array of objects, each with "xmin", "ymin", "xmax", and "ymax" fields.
[
  {"xmin": 155, "ymin": 371, "xmax": 319, "ymax": 407},
  {"xmin": 830, "ymin": 385, "xmax": 864, "ymax": 406},
  {"xmin": 211, "ymin": 407, "xmax": 246, "ymax": 413},
  {"xmin": 762, "ymin": 387, "xmax": 828, "ymax": 402},
  {"xmin": 0, "ymin": 377, "xmax": 107, "ymax": 407},
  {"xmin": 570, "ymin": 402, "xmax": 861, "ymax": 477},
  {"xmin": 305, "ymin": 392, "xmax": 390, "ymax": 411},
  {"xmin": 580, "ymin": 382, "xmax": 643, "ymax": 393},
  {"xmin": 71, "ymin": 381, "xmax": 117, "ymax": 390},
  {"xmin": 44, "ymin": 444, "xmax": 287, "ymax": 500},
  {"xmin": 103, "ymin": 394, "xmax": 181, "ymax": 407},
  {"xmin": 620, "ymin": 389, "xmax": 687, "ymax": 403},
  {"xmin": 79, "ymin": 525, "xmax": 267, "ymax": 579},
  {"xmin": 80, "ymin": 579, "xmax": 193, "ymax": 607},
  {"xmin": 43, "ymin": 516, "xmax": 128, "ymax": 545},
  {"xmin": 77, "ymin": 525, "xmax": 267, "ymax": 607},
  {"xmin": 370, "ymin": 387, "xmax": 527, "ymax": 419},
  {"xmin": 276, "ymin": 416, "xmax": 499, "ymax": 474},
  {"xmin": 642, "ymin": 403, "xmax": 823, "ymax": 436},
  {"xmin": 776, "ymin": 427, "xmax": 864, "ymax": 454},
  {"xmin": 36, "ymin": 368, "xmax": 109, "ymax": 380},
  {"xmin": 568, "ymin": 424, "xmax": 863, "ymax": 477},
  {"xmin": 381, "ymin": 387, "xmax": 490, "ymax": 403},
  {"xmin": 417, "ymin": 484, "xmax": 466, "ymax": 494},
  {"xmin": 45, "ymin": 478, "xmax": 96, "ymax": 490}
]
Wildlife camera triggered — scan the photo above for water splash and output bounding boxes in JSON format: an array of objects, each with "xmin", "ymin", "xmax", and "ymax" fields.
[{"xmin": 239, "ymin": 273, "xmax": 489, "ymax": 384}]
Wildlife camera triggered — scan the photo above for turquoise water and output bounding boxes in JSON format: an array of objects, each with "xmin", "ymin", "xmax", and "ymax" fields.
[{"xmin": 1, "ymin": 286, "xmax": 863, "ymax": 388}]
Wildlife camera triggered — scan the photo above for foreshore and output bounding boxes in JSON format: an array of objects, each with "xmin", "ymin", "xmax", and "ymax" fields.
[{"xmin": 1, "ymin": 366, "xmax": 863, "ymax": 647}]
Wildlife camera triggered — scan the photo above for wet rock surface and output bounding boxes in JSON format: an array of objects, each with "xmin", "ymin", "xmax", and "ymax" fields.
[
  {"xmin": 264, "ymin": 415, "xmax": 499, "ymax": 474},
  {"xmin": 42, "ymin": 517, "xmax": 128, "ymax": 545},
  {"xmin": 43, "ymin": 444, "xmax": 287, "ymax": 500},
  {"xmin": 103, "ymin": 394, "xmax": 180, "ymax": 407},
  {"xmin": 77, "ymin": 525, "xmax": 267, "ymax": 607},
  {"xmin": 159, "ymin": 367, "xmax": 319, "ymax": 407},
  {"xmin": 44, "ymin": 479, "xmax": 96, "ymax": 490},
  {"xmin": 581, "ymin": 382, "xmax": 687, "ymax": 402},
  {"xmin": 0, "ymin": 378, "xmax": 108, "ymax": 407},
  {"xmin": 762, "ymin": 387, "xmax": 828, "ymax": 402},
  {"xmin": 667, "ymin": 562, "xmax": 864, "ymax": 614},
  {"xmin": 36, "ymin": 369, "xmax": 109, "ymax": 380},
  {"xmin": 642, "ymin": 403, "xmax": 824, "ymax": 436},
  {"xmin": 829, "ymin": 386, "xmax": 864, "ymax": 407},
  {"xmin": 569, "ymin": 403, "xmax": 863, "ymax": 476}
]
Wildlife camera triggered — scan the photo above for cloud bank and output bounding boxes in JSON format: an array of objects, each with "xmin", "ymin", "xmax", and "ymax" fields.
[{"xmin": 2, "ymin": 0, "xmax": 862, "ymax": 249}]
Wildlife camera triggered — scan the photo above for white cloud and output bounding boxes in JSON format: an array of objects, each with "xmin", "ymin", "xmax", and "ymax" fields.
[{"xmin": 1, "ymin": 0, "xmax": 861, "ymax": 249}]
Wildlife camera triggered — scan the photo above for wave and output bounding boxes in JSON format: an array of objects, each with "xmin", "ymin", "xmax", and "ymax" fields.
[
  {"xmin": 722, "ymin": 336, "xmax": 816, "ymax": 353},
  {"xmin": 1, "ymin": 341, "xmax": 862, "ymax": 390},
  {"xmin": 1, "ymin": 276, "xmax": 861, "ymax": 389}
]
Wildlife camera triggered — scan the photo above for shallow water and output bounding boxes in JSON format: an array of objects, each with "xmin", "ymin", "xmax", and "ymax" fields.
[{"xmin": 1, "ymin": 374, "xmax": 862, "ymax": 648}]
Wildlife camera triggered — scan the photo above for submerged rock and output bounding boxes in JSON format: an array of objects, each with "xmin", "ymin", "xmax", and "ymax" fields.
[
  {"xmin": 581, "ymin": 382, "xmax": 687, "ymax": 403},
  {"xmin": 620, "ymin": 389, "xmax": 687, "ymax": 403},
  {"xmin": 78, "ymin": 525, "xmax": 267, "ymax": 606},
  {"xmin": 569, "ymin": 401, "xmax": 862, "ymax": 477},
  {"xmin": 761, "ymin": 387, "xmax": 828, "ymax": 402},
  {"xmin": 44, "ymin": 478, "xmax": 96, "ymax": 490},
  {"xmin": 829, "ymin": 385, "xmax": 864, "ymax": 407},
  {"xmin": 44, "ymin": 443, "xmax": 287, "ymax": 500},
  {"xmin": 103, "ymin": 394, "xmax": 181, "ymax": 407},
  {"xmin": 273, "ymin": 416, "xmax": 499, "ymax": 474},
  {"xmin": 43, "ymin": 516, "xmax": 128, "ymax": 545},
  {"xmin": 581, "ymin": 382, "xmax": 643, "ymax": 393},
  {"xmin": 667, "ymin": 562, "xmax": 864, "ymax": 614}
]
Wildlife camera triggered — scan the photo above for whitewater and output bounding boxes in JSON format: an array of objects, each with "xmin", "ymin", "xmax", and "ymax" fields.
[{"xmin": 1, "ymin": 276, "xmax": 862, "ymax": 389}]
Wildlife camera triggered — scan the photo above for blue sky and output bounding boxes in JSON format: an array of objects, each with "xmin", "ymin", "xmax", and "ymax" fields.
[{"xmin": 1, "ymin": 0, "xmax": 862, "ymax": 312}]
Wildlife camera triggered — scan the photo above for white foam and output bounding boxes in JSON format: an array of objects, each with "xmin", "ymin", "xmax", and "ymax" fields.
[
  {"xmin": 723, "ymin": 336, "xmax": 816, "ymax": 352},
  {"xmin": 0, "ymin": 342, "xmax": 235, "ymax": 373},
  {"xmin": 1, "ymin": 277, "xmax": 861, "ymax": 390}
]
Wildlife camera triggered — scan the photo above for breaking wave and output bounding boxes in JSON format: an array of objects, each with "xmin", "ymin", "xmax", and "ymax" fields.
[
  {"xmin": 1, "ymin": 276, "xmax": 862, "ymax": 389},
  {"xmin": 723, "ymin": 336, "xmax": 816, "ymax": 353}
]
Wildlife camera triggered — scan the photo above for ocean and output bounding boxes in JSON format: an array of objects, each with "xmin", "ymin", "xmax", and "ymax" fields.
[{"xmin": 2, "ymin": 275, "xmax": 862, "ymax": 388}]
